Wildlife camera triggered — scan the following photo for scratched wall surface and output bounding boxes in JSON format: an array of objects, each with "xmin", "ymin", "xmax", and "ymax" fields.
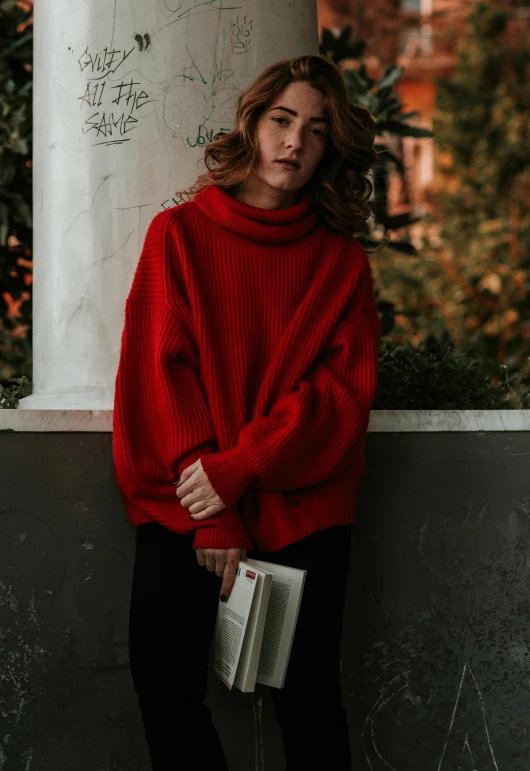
[
  {"xmin": 32, "ymin": 0, "xmax": 318, "ymax": 402},
  {"xmin": 1, "ymin": 430, "xmax": 529, "ymax": 770},
  {"xmin": 344, "ymin": 432, "xmax": 530, "ymax": 771}
]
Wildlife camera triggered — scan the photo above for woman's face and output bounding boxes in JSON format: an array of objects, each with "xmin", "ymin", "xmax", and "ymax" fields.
[{"xmin": 251, "ymin": 81, "xmax": 329, "ymax": 193}]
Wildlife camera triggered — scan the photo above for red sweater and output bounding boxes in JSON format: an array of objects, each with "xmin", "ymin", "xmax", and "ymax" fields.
[{"xmin": 112, "ymin": 184, "xmax": 381, "ymax": 551}]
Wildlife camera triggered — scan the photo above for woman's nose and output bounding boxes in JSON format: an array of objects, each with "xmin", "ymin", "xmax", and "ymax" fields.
[{"xmin": 285, "ymin": 127, "xmax": 303, "ymax": 151}]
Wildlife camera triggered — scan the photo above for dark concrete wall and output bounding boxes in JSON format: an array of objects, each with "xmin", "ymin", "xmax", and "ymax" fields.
[{"xmin": 0, "ymin": 430, "xmax": 529, "ymax": 770}]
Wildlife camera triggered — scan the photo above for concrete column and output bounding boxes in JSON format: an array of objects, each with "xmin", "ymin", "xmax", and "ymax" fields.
[{"xmin": 21, "ymin": 0, "xmax": 318, "ymax": 410}]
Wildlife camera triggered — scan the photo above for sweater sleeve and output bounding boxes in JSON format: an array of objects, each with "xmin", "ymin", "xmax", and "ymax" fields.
[
  {"xmin": 112, "ymin": 210, "xmax": 252, "ymax": 550},
  {"xmin": 199, "ymin": 261, "xmax": 382, "ymax": 505}
]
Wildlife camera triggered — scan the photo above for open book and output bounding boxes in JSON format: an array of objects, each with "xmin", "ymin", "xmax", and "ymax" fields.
[{"xmin": 209, "ymin": 559, "xmax": 306, "ymax": 692}]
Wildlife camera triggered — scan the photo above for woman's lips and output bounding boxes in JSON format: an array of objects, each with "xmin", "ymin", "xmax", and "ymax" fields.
[{"xmin": 275, "ymin": 160, "xmax": 300, "ymax": 171}]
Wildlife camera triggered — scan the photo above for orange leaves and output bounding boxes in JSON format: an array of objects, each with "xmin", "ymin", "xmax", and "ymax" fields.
[{"xmin": 2, "ymin": 290, "xmax": 30, "ymax": 319}]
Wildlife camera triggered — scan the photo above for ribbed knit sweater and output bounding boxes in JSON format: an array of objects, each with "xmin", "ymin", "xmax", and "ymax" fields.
[{"xmin": 112, "ymin": 184, "xmax": 382, "ymax": 551}]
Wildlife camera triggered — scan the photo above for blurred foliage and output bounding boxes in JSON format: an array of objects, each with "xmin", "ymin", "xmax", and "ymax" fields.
[
  {"xmin": 428, "ymin": 2, "xmax": 530, "ymax": 376},
  {"xmin": 321, "ymin": 6, "xmax": 530, "ymax": 407},
  {"xmin": 0, "ymin": 0, "xmax": 33, "ymax": 383},
  {"xmin": 389, "ymin": 1, "xmax": 530, "ymax": 396},
  {"xmin": 373, "ymin": 332, "xmax": 530, "ymax": 409},
  {"xmin": 320, "ymin": 26, "xmax": 432, "ymax": 261}
]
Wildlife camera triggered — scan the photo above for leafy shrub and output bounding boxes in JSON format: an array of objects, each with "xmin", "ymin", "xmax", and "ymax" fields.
[
  {"xmin": 0, "ymin": 373, "xmax": 31, "ymax": 408},
  {"xmin": 0, "ymin": 0, "xmax": 33, "ymax": 381},
  {"xmin": 373, "ymin": 331, "xmax": 530, "ymax": 410}
]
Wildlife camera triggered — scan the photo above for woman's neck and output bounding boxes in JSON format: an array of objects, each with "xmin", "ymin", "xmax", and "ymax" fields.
[{"xmin": 231, "ymin": 174, "xmax": 301, "ymax": 211}]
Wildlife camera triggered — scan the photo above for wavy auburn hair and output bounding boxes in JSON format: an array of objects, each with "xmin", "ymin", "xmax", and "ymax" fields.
[{"xmin": 176, "ymin": 54, "xmax": 380, "ymax": 239}]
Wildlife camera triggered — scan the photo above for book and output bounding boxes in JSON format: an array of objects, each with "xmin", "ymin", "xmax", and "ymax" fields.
[{"xmin": 210, "ymin": 559, "xmax": 307, "ymax": 692}]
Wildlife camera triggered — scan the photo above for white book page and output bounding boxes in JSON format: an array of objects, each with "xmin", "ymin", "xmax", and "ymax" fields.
[
  {"xmin": 233, "ymin": 566, "xmax": 272, "ymax": 693},
  {"xmin": 247, "ymin": 559, "xmax": 307, "ymax": 689},
  {"xmin": 210, "ymin": 562, "xmax": 257, "ymax": 690}
]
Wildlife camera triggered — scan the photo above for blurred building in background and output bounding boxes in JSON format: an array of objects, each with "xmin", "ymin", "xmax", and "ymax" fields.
[{"xmin": 318, "ymin": 0, "xmax": 530, "ymax": 218}]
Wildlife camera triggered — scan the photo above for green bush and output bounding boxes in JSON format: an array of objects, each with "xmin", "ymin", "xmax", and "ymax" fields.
[
  {"xmin": 0, "ymin": 373, "xmax": 31, "ymax": 408},
  {"xmin": 373, "ymin": 331, "xmax": 530, "ymax": 410}
]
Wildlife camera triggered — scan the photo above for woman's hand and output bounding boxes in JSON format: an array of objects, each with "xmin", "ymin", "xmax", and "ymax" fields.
[
  {"xmin": 175, "ymin": 458, "xmax": 227, "ymax": 520},
  {"xmin": 196, "ymin": 547, "xmax": 247, "ymax": 601}
]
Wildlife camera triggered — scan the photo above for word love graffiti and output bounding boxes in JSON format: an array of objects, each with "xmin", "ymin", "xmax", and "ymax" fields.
[{"xmin": 77, "ymin": 46, "xmax": 155, "ymax": 147}]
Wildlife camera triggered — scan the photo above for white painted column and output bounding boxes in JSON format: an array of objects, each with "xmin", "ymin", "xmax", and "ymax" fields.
[{"xmin": 21, "ymin": 0, "xmax": 318, "ymax": 410}]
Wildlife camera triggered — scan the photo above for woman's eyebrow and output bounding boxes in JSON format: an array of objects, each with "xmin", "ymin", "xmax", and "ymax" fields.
[{"xmin": 269, "ymin": 105, "xmax": 329, "ymax": 124}]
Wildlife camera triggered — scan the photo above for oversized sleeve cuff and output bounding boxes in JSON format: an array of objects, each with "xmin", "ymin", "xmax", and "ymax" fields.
[{"xmin": 192, "ymin": 507, "xmax": 253, "ymax": 550}]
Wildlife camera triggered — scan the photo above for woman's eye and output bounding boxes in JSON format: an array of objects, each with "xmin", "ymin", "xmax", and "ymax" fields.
[{"xmin": 271, "ymin": 117, "xmax": 326, "ymax": 137}]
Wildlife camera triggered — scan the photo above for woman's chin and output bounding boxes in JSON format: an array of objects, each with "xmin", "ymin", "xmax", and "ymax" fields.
[{"xmin": 265, "ymin": 174, "xmax": 304, "ymax": 192}]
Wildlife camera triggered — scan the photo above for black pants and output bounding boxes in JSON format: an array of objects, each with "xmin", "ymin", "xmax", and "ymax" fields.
[{"xmin": 128, "ymin": 521, "xmax": 352, "ymax": 771}]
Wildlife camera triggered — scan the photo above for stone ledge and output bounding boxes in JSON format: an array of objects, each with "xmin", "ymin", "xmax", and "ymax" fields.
[{"xmin": 1, "ymin": 409, "xmax": 529, "ymax": 432}]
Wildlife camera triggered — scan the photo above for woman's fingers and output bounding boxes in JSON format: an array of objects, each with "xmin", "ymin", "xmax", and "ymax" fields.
[
  {"xmin": 190, "ymin": 505, "xmax": 220, "ymax": 521},
  {"xmin": 203, "ymin": 549, "xmax": 227, "ymax": 577},
  {"xmin": 220, "ymin": 550, "xmax": 241, "ymax": 599},
  {"xmin": 187, "ymin": 498, "xmax": 210, "ymax": 515},
  {"xmin": 195, "ymin": 548, "xmax": 246, "ymax": 601},
  {"xmin": 178, "ymin": 486, "xmax": 203, "ymax": 508},
  {"xmin": 177, "ymin": 487, "xmax": 221, "ymax": 518},
  {"xmin": 178, "ymin": 489, "xmax": 220, "ymax": 518},
  {"xmin": 215, "ymin": 551, "xmax": 226, "ymax": 578},
  {"xmin": 176, "ymin": 462, "xmax": 226, "ymax": 517}
]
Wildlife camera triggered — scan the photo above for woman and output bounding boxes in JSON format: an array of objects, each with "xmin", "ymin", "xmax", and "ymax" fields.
[{"xmin": 112, "ymin": 54, "xmax": 382, "ymax": 771}]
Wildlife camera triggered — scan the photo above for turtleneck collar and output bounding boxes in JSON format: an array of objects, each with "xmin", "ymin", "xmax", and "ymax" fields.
[{"xmin": 193, "ymin": 184, "xmax": 320, "ymax": 244}]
